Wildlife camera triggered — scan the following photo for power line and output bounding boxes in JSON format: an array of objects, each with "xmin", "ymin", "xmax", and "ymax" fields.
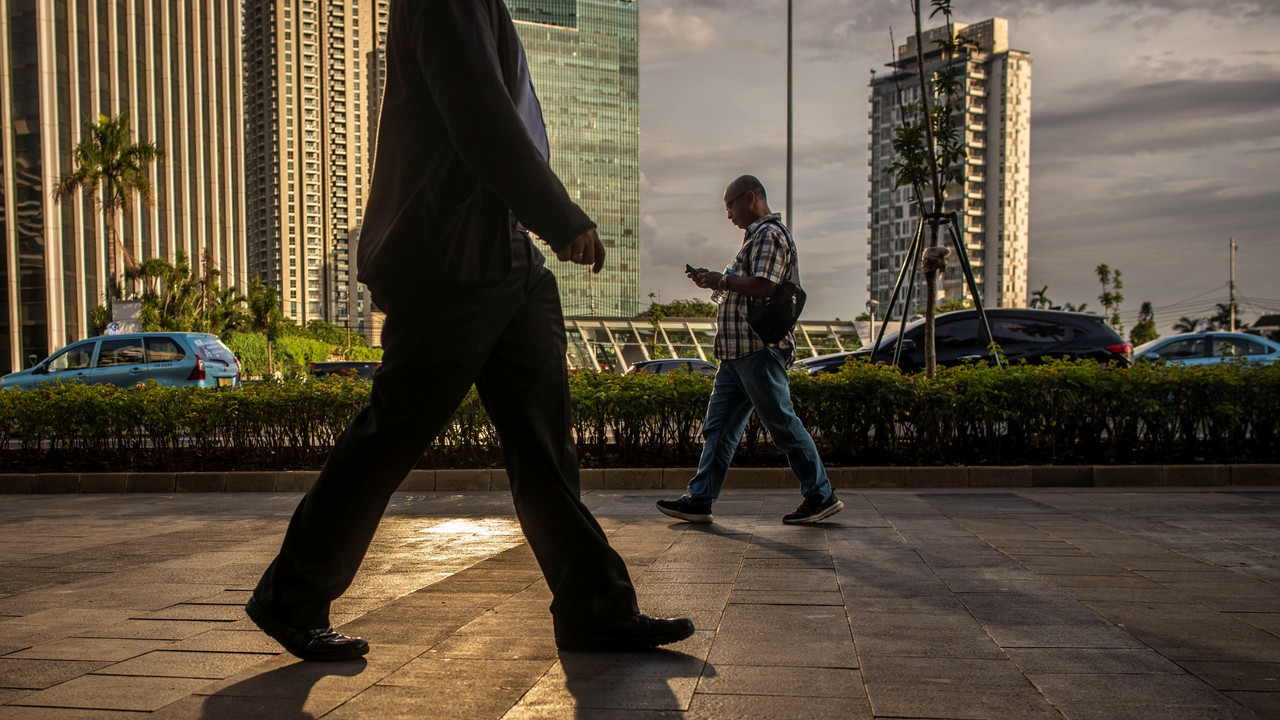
[{"xmin": 1120, "ymin": 299, "xmax": 1228, "ymax": 321}]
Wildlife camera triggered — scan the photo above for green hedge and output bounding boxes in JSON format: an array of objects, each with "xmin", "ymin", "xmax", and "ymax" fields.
[
  {"xmin": 790, "ymin": 359, "xmax": 1280, "ymax": 465},
  {"xmin": 1, "ymin": 359, "xmax": 1277, "ymax": 472}
]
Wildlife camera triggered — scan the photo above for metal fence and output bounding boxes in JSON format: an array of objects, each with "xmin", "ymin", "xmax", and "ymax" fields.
[{"xmin": 564, "ymin": 317, "xmax": 866, "ymax": 372}]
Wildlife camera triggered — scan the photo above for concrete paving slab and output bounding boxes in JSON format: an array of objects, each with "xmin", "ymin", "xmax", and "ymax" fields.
[
  {"xmin": 0, "ymin": 705, "xmax": 151, "ymax": 718},
  {"xmin": 1177, "ymin": 661, "xmax": 1280, "ymax": 693},
  {"xmin": 1004, "ymin": 647, "xmax": 1186, "ymax": 675},
  {"xmin": 1, "ymin": 489, "xmax": 1278, "ymax": 718},
  {"xmin": 693, "ymin": 664, "xmax": 862, "ymax": 697},
  {"xmin": 1228, "ymin": 690, "xmax": 1280, "ymax": 719},
  {"xmin": 1230, "ymin": 611, "xmax": 1280, "ymax": 636},
  {"xmin": 9, "ymin": 674, "xmax": 213, "ymax": 712},
  {"xmin": 731, "ymin": 568, "xmax": 837, "ymax": 593},
  {"xmin": 861, "ymin": 656, "xmax": 1062, "ymax": 719},
  {"xmin": 726, "ymin": 590, "xmax": 843, "ymax": 606},
  {"xmin": 326, "ymin": 682, "xmax": 533, "ymax": 720},
  {"xmin": 164, "ymin": 631, "xmax": 283, "ymax": 655},
  {"xmin": 94, "ymin": 651, "xmax": 273, "ymax": 680},
  {"xmin": 427, "ymin": 634, "xmax": 560, "ymax": 662},
  {"xmin": 135, "ymin": 605, "xmax": 245, "ymax": 623},
  {"xmin": 1027, "ymin": 672, "xmax": 1256, "ymax": 718},
  {"xmin": 74, "ymin": 620, "xmax": 232, "ymax": 642},
  {"xmin": 516, "ymin": 664, "xmax": 700, "ymax": 713},
  {"xmin": 0, "ymin": 658, "xmax": 113, "ymax": 690},
  {"xmin": 197, "ymin": 644, "xmax": 416, "ymax": 701},
  {"xmin": 636, "ymin": 568, "xmax": 741, "ymax": 585},
  {"xmin": 685, "ymin": 693, "xmax": 871, "ymax": 719},
  {"xmin": 151, "ymin": 692, "xmax": 348, "ymax": 719},
  {"xmin": 707, "ymin": 605, "xmax": 857, "ymax": 668},
  {"xmin": 501, "ymin": 702, "xmax": 685, "ymax": 719},
  {"xmin": 0, "ymin": 686, "xmax": 32, "ymax": 703},
  {"xmin": 8, "ymin": 638, "xmax": 172, "ymax": 663}
]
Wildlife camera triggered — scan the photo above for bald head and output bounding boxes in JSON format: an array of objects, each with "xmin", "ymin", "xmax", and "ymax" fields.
[
  {"xmin": 725, "ymin": 175, "xmax": 766, "ymax": 201},
  {"xmin": 723, "ymin": 175, "xmax": 770, "ymax": 229}
]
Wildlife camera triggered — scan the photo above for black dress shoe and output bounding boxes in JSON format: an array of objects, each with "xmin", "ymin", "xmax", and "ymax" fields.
[
  {"xmin": 555, "ymin": 613, "xmax": 695, "ymax": 651},
  {"xmin": 245, "ymin": 596, "xmax": 369, "ymax": 662}
]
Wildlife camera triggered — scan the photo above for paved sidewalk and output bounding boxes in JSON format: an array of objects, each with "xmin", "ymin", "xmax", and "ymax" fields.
[{"xmin": 0, "ymin": 488, "xmax": 1278, "ymax": 719}]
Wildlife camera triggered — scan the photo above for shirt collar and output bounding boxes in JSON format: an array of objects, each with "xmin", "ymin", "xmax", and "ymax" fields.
[{"xmin": 744, "ymin": 213, "xmax": 782, "ymax": 238}]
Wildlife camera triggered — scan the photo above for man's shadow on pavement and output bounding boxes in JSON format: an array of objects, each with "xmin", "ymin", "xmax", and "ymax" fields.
[
  {"xmin": 669, "ymin": 513, "xmax": 841, "ymax": 567},
  {"xmin": 557, "ymin": 647, "xmax": 712, "ymax": 718},
  {"xmin": 195, "ymin": 658, "xmax": 367, "ymax": 720}
]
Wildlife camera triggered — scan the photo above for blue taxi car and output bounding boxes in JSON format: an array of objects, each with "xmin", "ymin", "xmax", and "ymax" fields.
[
  {"xmin": 1134, "ymin": 331, "xmax": 1280, "ymax": 367},
  {"xmin": 0, "ymin": 332, "xmax": 241, "ymax": 390}
]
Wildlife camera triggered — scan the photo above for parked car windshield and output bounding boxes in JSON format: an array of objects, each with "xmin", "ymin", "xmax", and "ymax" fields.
[{"xmin": 861, "ymin": 325, "xmax": 909, "ymax": 352}]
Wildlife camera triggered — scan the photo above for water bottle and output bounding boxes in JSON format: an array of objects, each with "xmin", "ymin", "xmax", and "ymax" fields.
[{"xmin": 710, "ymin": 266, "xmax": 734, "ymax": 304}]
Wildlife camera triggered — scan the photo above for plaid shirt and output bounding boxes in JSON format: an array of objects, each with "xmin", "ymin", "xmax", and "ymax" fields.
[{"xmin": 714, "ymin": 213, "xmax": 796, "ymax": 362}]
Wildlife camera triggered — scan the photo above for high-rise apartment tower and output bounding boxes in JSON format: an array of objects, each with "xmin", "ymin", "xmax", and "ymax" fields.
[
  {"xmin": 509, "ymin": 0, "xmax": 640, "ymax": 318},
  {"xmin": 867, "ymin": 18, "xmax": 1030, "ymax": 317},
  {"xmin": 0, "ymin": 0, "xmax": 247, "ymax": 374},
  {"xmin": 242, "ymin": 0, "xmax": 388, "ymax": 333}
]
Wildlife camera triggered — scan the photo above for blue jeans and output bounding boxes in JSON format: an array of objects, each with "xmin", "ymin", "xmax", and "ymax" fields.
[{"xmin": 686, "ymin": 348, "xmax": 832, "ymax": 504}]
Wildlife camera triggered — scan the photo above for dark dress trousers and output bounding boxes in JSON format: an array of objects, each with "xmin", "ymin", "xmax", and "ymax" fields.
[{"xmin": 253, "ymin": 0, "xmax": 639, "ymax": 629}]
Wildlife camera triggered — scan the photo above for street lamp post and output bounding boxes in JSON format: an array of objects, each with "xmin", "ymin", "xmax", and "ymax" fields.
[{"xmin": 786, "ymin": 0, "xmax": 793, "ymax": 229}]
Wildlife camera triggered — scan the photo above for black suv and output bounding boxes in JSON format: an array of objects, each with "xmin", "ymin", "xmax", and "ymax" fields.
[
  {"xmin": 796, "ymin": 309, "xmax": 1133, "ymax": 374},
  {"xmin": 308, "ymin": 361, "xmax": 381, "ymax": 379}
]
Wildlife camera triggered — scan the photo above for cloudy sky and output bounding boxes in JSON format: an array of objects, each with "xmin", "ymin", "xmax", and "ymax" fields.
[{"xmin": 636, "ymin": 0, "xmax": 1280, "ymax": 335}]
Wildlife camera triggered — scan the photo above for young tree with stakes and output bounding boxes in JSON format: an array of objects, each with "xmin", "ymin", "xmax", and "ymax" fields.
[{"xmin": 889, "ymin": 0, "xmax": 974, "ymax": 377}]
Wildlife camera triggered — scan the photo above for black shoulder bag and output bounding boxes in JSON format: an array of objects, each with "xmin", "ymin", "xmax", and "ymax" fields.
[{"xmin": 747, "ymin": 220, "xmax": 806, "ymax": 345}]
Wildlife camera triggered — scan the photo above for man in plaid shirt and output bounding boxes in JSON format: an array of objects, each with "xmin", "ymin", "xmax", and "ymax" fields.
[{"xmin": 657, "ymin": 175, "xmax": 842, "ymax": 525}]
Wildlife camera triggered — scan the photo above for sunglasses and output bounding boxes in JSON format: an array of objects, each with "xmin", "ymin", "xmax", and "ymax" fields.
[{"xmin": 724, "ymin": 191, "xmax": 749, "ymax": 211}]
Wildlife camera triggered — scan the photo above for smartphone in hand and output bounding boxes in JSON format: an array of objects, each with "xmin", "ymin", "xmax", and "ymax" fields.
[{"xmin": 685, "ymin": 264, "xmax": 698, "ymax": 274}]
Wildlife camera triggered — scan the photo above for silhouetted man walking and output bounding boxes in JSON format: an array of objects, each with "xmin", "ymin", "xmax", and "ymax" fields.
[{"xmin": 246, "ymin": 0, "xmax": 693, "ymax": 661}]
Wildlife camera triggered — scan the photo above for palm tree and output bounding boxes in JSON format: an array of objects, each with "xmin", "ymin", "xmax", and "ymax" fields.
[
  {"xmin": 1172, "ymin": 316, "xmax": 1202, "ymax": 333},
  {"xmin": 137, "ymin": 253, "xmax": 200, "ymax": 332},
  {"xmin": 1207, "ymin": 301, "xmax": 1239, "ymax": 332},
  {"xmin": 55, "ymin": 112, "xmax": 164, "ymax": 315},
  {"xmin": 203, "ymin": 285, "xmax": 248, "ymax": 341},
  {"xmin": 1029, "ymin": 286, "xmax": 1052, "ymax": 310}
]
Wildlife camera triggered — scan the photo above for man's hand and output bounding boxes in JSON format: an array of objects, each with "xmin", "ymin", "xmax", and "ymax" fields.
[
  {"xmin": 557, "ymin": 229, "xmax": 606, "ymax": 274},
  {"xmin": 688, "ymin": 269, "xmax": 721, "ymax": 290},
  {"xmin": 687, "ymin": 268, "xmax": 776, "ymax": 297}
]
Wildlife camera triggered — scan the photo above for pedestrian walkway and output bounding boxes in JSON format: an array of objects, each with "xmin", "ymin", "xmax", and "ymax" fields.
[{"xmin": 0, "ymin": 488, "xmax": 1277, "ymax": 719}]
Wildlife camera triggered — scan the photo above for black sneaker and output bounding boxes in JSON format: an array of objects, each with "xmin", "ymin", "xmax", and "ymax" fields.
[
  {"xmin": 656, "ymin": 497, "xmax": 713, "ymax": 523},
  {"xmin": 782, "ymin": 494, "xmax": 844, "ymax": 524}
]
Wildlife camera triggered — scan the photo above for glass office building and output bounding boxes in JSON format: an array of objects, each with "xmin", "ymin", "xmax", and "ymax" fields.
[{"xmin": 510, "ymin": 0, "xmax": 640, "ymax": 318}]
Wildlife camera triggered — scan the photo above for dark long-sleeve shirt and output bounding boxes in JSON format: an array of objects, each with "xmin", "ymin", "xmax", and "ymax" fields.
[{"xmin": 356, "ymin": 0, "xmax": 596, "ymax": 295}]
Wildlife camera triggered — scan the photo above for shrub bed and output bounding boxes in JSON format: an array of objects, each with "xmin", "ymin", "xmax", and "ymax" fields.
[{"xmin": 0, "ymin": 359, "xmax": 1276, "ymax": 472}]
